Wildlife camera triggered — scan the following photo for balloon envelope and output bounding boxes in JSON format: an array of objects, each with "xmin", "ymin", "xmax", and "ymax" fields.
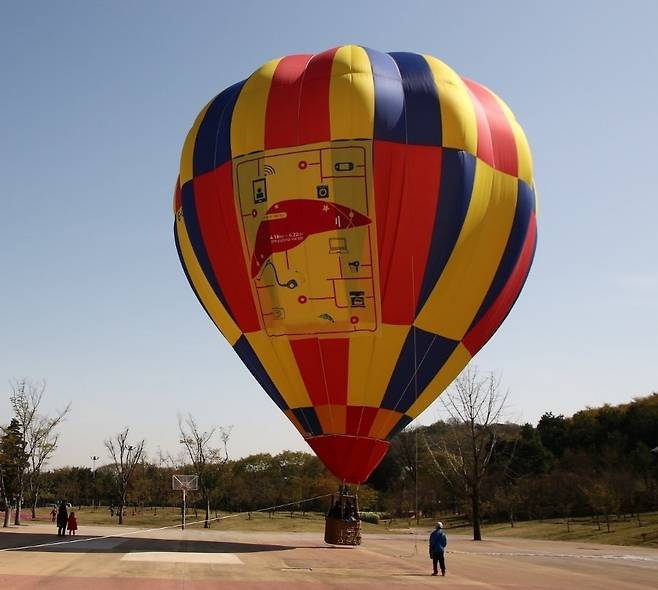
[{"xmin": 174, "ymin": 46, "xmax": 537, "ymax": 484}]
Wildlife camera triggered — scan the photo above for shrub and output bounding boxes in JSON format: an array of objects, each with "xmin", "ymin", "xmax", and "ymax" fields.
[{"xmin": 359, "ymin": 512, "xmax": 380, "ymax": 524}]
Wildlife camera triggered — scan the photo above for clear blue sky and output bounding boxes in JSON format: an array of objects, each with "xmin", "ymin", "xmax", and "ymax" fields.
[{"xmin": 1, "ymin": 1, "xmax": 657, "ymax": 468}]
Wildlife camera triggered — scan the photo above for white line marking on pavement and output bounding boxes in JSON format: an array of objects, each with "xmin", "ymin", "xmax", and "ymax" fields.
[
  {"xmin": 448, "ymin": 550, "xmax": 658, "ymax": 563},
  {"xmin": 120, "ymin": 552, "xmax": 244, "ymax": 564}
]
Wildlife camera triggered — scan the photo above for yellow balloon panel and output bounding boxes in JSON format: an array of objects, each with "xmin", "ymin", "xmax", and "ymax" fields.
[{"xmin": 232, "ymin": 141, "xmax": 381, "ymax": 337}]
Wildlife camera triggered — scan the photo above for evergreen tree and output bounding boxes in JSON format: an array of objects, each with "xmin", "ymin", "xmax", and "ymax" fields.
[
  {"xmin": 1, "ymin": 419, "xmax": 28, "ymax": 526},
  {"xmin": 537, "ymin": 412, "xmax": 568, "ymax": 457}
]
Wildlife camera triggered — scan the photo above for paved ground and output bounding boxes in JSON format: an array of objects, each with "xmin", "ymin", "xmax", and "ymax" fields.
[{"xmin": 1, "ymin": 523, "xmax": 657, "ymax": 589}]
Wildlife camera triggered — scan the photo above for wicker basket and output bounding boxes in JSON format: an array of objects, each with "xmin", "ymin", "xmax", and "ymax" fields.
[
  {"xmin": 324, "ymin": 516, "xmax": 362, "ymax": 545},
  {"xmin": 324, "ymin": 492, "xmax": 362, "ymax": 545}
]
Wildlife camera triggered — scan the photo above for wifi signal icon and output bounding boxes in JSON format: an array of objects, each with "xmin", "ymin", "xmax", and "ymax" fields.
[{"xmin": 264, "ymin": 164, "xmax": 276, "ymax": 176}]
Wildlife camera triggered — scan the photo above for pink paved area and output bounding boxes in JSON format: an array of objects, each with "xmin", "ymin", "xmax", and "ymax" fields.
[{"xmin": 1, "ymin": 523, "xmax": 657, "ymax": 589}]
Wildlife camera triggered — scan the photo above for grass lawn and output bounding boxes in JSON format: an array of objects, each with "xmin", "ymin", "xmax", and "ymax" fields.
[
  {"xmin": 17, "ymin": 506, "xmax": 373, "ymax": 534},
  {"xmin": 398, "ymin": 512, "xmax": 658, "ymax": 548},
  {"xmin": 12, "ymin": 507, "xmax": 658, "ymax": 548},
  {"xmin": 480, "ymin": 512, "xmax": 658, "ymax": 548}
]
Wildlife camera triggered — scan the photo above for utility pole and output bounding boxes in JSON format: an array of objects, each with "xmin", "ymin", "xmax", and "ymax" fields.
[{"xmin": 415, "ymin": 429, "xmax": 419, "ymax": 525}]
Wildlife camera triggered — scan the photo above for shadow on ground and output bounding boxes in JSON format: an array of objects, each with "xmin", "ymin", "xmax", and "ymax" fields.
[{"xmin": 0, "ymin": 532, "xmax": 294, "ymax": 554}]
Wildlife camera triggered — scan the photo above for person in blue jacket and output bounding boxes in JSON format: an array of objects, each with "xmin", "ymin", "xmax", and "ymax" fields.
[{"xmin": 429, "ymin": 521, "xmax": 447, "ymax": 576}]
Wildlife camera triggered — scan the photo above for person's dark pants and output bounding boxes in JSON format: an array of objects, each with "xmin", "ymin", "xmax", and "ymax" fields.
[
  {"xmin": 57, "ymin": 525, "xmax": 66, "ymax": 536},
  {"xmin": 432, "ymin": 551, "xmax": 446, "ymax": 575}
]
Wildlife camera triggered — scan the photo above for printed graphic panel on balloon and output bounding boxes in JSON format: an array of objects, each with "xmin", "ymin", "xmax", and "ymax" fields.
[{"xmin": 234, "ymin": 142, "xmax": 381, "ymax": 337}]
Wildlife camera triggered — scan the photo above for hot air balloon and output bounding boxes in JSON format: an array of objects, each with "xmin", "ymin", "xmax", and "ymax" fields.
[{"xmin": 173, "ymin": 45, "xmax": 537, "ymax": 490}]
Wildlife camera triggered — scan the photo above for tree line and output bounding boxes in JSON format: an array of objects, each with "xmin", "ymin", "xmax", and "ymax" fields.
[
  {"xmin": 2, "ymin": 376, "xmax": 657, "ymax": 536},
  {"xmin": 372, "ymin": 388, "xmax": 658, "ymax": 533}
]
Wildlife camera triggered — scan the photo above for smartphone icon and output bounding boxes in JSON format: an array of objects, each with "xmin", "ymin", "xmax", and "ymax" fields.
[{"xmin": 253, "ymin": 178, "xmax": 267, "ymax": 203}]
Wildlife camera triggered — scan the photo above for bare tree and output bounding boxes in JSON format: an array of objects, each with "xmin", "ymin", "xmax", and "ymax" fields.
[
  {"xmin": 432, "ymin": 366, "xmax": 508, "ymax": 541},
  {"xmin": 104, "ymin": 429, "xmax": 145, "ymax": 525},
  {"xmin": 178, "ymin": 414, "xmax": 232, "ymax": 528},
  {"xmin": 9, "ymin": 379, "xmax": 70, "ymax": 524}
]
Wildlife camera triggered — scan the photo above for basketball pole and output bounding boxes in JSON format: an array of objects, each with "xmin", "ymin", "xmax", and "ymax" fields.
[
  {"xmin": 182, "ymin": 487, "xmax": 186, "ymax": 530},
  {"xmin": 173, "ymin": 475, "xmax": 196, "ymax": 531}
]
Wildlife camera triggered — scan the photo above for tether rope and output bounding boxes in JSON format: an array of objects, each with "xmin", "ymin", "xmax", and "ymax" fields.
[{"xmin": 0, "ymin": 493, "xmax": 333, "ymax": 553}]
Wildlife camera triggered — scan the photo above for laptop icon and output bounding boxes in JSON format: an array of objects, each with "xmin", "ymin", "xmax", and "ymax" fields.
[{"xmin": 328, "ymin": 237, "xmax": 348, "ymax": 254}]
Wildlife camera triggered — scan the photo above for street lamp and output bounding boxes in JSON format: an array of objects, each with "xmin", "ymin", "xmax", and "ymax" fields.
[{"xmin": 90, "ymin": 456, "xmax": 100, "ymax": 509}]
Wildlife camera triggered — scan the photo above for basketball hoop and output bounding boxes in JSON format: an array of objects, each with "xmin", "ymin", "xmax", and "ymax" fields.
[{"xmin": 172, "ymin": 475, "xmax": 198, "ymax": 529}]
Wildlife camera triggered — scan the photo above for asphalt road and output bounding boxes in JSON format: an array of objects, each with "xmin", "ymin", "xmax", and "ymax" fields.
[{"xmin": 1, "ymin": 523, "xmax": 657, "ymax": 589}]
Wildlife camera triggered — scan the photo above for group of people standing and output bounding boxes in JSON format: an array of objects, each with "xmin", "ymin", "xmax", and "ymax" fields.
[
  {"xmin": 51, "ymin": 501, "xmax": 77, "ymax": 536},
  {"xmin": 327, "ymin": 497, "xmax": 358, "ymax": 521}
]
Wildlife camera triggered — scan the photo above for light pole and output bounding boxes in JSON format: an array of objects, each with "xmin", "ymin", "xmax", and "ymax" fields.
[{"xmin": 90, "ymin": 456, "xmax": 100, "ymax": 509}]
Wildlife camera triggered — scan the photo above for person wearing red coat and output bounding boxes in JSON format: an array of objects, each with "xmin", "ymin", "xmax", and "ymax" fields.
[{"xmin": 67, "ymin": 512, "xmax": 78, "ymax": 536}]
